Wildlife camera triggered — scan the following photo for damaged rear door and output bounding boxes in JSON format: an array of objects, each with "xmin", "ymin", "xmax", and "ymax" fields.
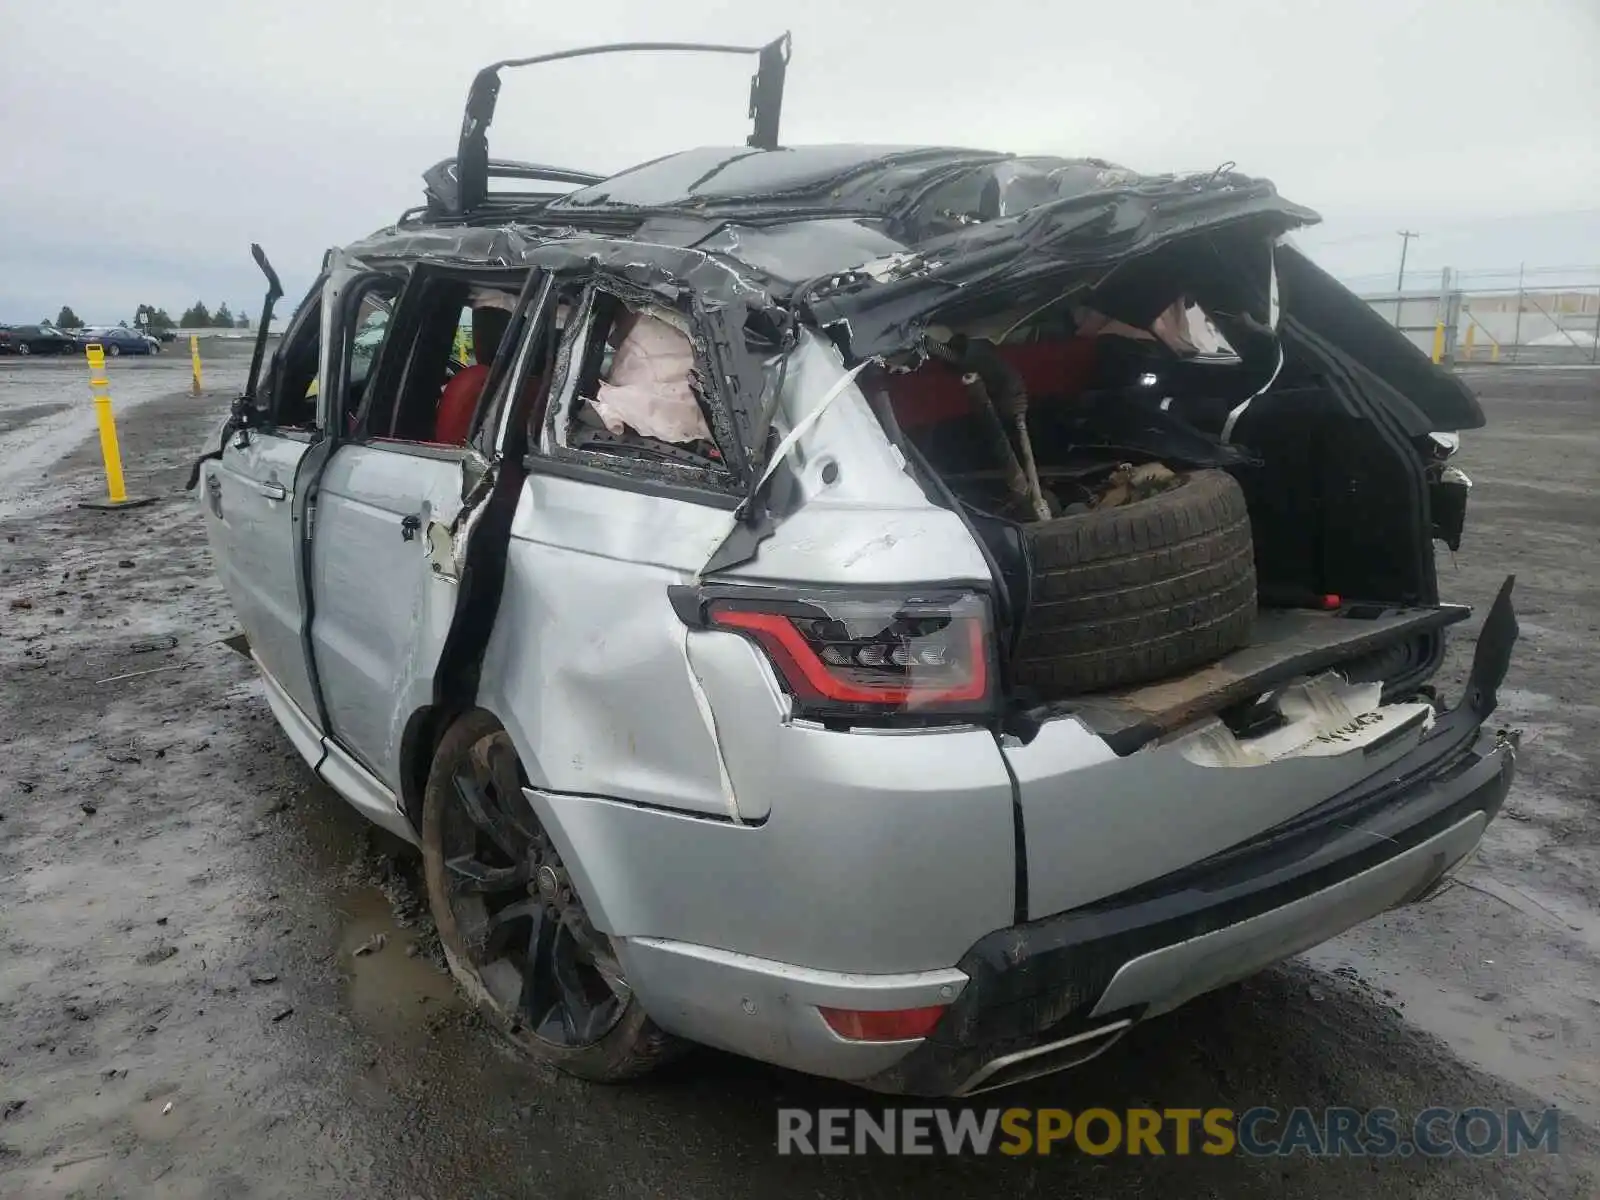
[{"xmin": 306, "ymin": 264, "xmax": 552, "ymax": 793}]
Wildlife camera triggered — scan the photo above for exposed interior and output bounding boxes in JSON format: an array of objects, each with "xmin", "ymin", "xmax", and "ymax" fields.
[
  {"xmin": 865, "ymin": 228, "xmax": 1458, "ymax": 729},
  {"xmin": 558, "ymin": 289, "xmax": 727, "ymax": 472}
]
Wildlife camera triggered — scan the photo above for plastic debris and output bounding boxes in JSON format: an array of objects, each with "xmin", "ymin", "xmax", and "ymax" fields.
[{"xmin": 353, "ymin": 933, "xmax": 387, "ymax": 957}]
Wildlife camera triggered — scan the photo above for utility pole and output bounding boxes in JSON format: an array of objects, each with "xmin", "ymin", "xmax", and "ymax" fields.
[
  {"xmin": 1591, "ymin": 271, "xmax": 1599, "ymax": 365},
  {"xmin": 1396, "ymin": 230, "xmax": 1420, "ymax": 295},
  {"xmin": 1512, "ymin": 262, "xmax": 1525, "ymax": 363}
]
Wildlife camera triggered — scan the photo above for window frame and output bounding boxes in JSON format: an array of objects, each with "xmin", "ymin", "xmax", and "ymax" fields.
[
  {"xmin": 334, "ymin": 264, "xmax": 531, "ymax": 458},
  {"xmin": 529, "ymin": 279, "xmax": 743, "ymax": 506},
  {"xmin": 261, "ymin": 274, "xmax": 328, "ymax": 440},
  {"xmin": 335, "ymin": 274, "xmax": 407, "ymax": 438}
]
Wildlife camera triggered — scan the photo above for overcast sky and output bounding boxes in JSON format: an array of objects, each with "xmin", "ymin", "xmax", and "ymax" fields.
[{"xmin": 3, "ymin": 0, "xmax": 1597, "ymax": 325}]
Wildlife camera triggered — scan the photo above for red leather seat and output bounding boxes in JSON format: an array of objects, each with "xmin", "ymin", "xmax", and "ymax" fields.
[{"xmin": 434, "ymin": 363, "xmax": 490, "ymax": 444}]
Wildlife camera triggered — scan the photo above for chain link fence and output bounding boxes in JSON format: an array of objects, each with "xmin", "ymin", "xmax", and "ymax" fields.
[{"xmin": 1343, "ymin": 265, "xmax": 1600, "ymax": 365}]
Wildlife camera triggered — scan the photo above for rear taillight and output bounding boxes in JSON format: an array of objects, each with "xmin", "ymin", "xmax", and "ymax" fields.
[{"xmin": 695, "ymin": 589, "xmax": 995, "ymax": 720}]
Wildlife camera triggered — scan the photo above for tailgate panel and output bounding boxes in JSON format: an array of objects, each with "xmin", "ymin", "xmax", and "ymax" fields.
[{"xmin": 1004, "ymin": 684, "xmax": 1440, "ymax": 921}]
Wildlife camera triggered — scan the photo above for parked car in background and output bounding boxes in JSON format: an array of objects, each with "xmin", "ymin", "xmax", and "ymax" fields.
[
  {"xmin": 149, "ymin": 327, "xmax": 178, "ymax": 343},
  {"xmin": 0, "ymin": 324, "xmax": 78, "ymax": 355},
  {"xmin": 74, "ymin": 326, "xmax": 157, "ymax": 356}
]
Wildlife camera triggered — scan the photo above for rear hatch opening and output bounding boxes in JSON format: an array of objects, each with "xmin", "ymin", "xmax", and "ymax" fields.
[
  {"xmin": 1030, "ymin": 603, "xmax": 1470, "ymax": 756},
  {"xmin": 847, "ymin": 223, "xmax": 1484, "ymax": 751}
]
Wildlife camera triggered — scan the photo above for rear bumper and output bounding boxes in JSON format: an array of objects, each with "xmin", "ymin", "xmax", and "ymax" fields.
[
  {"xmin": 863, "ymin": 717, "xmax": 1512, "ymax": 1094},
  {"xmin": 600, "ymin": 714, "xmax": 1512, "ymax": 1093}
]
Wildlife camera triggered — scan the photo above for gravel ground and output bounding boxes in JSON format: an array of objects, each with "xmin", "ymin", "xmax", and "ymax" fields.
[{"xmin": 0, "ymin": 352, "xmax": 1596, "ymax": 1198}]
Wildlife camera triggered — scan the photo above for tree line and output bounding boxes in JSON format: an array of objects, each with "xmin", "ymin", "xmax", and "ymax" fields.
[{"xmin": 47, "ymin": 303, "xmax": 251, "ymax": 330}]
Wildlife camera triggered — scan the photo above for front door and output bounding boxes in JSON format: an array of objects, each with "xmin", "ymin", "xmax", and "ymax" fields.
[
  {"xmin": 199, "ymin": 281, "xmax": 327, "ymax": 731},
  {"xmin": 204, "ymin": 434, "xmax": 316, "ymax": 713},
  {"xmin": 307, "ymin": 265, "xmax": 548, "ymax": 789}
]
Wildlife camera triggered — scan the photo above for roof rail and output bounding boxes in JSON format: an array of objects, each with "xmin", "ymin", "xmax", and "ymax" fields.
[
  {"xmin": 486, "ymin": 159, "xmax": 605, "ymax": 187},
  {"xmin": 448, "ymin": 34, "xmax": 791, "ymax": 217},
  {"xmin": 421, "ymin": 157, "xmax": 607, "ymax": 216}
]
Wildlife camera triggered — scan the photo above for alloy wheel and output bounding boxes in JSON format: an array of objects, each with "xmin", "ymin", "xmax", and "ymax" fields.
[{"xmin": 438, "ymin": 732, "xmax": 629, "ymax": 1048}]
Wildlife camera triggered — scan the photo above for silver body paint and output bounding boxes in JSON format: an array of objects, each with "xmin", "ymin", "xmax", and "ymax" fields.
[
  {"xmin": 309, "ymin": 443, "xmax": 470, "ymax": 785},
  {"xmin": 203, "ymin": 249, "xmax": 1508, "ymax": 1091}
]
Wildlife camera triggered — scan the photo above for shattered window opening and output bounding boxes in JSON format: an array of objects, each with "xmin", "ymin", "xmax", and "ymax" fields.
[
  {"xmin": 537, "ymin": 282, "xmax": 736, "ymax": 489},
  {"xmin": 340, "ymin": 278, "xmax": 403, "ymax": 437},
  {"xmin": 269, "ymin": 290, "xmax": 324, "ymax": 434}
]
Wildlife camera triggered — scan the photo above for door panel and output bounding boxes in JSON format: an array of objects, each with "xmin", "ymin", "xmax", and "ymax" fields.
[
  {"xmin": 309, "ymin": 444, "xmax": 470, "ymax": 786},
  {"xmin": 478, "ymin": 471, "xmax": 743, "ymax": 817},
  {"xmin": 201, "ymin": 432, "xmax": 319, "ymax": 722}
]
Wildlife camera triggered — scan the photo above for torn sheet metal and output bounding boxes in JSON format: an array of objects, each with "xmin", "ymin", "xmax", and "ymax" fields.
[
  {"xmin": 343, "ymin": 152, "xmax": 1313, "ymax": 457},
  {"xmin": 801, "ymin": 170, "xmax": 1316, "ymax": 361},
  {"xmin": 751, "ymin": 357, "xmax": 874, "ymax": 494},
  {"xmin": 1169, "ymin": 673, "xmax": 1436, "ymax": 769},
  {"xmin": 425, "ymin": 520, "xmax": 458, "ymax": 583},
  {"xmin": 422, "ymin": 459, "xmax": 496, "ymax": 585},
  {"xmin": 694, "ymin": 351, "xmax": 876, "ymax": 578}
]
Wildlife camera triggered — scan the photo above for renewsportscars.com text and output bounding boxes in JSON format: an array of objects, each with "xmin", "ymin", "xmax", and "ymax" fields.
[{"xmin": 777, "ymin": 1106, "xmax": 1562, "ymax": 1157}]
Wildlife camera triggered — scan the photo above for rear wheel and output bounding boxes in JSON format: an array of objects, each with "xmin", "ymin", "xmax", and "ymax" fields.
[
  {"xmin": 17, "ymin": 342, "xmax": 30, "ymax": 356},
  {"xmin": 107, "ymin": 343, "xmax": 121, "ymax": 357},
  {"xmin": 420, "ymin": 709, "xmax": 682, "ymax": 1081}
]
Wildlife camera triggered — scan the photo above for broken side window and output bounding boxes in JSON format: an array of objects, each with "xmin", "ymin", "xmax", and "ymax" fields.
[
  {"xmin": 269, "ymin": 290, "xmax": 324, "ymax": 434},
  {"xmin": 340, "ymin": 278, "xmax": 403, "ymax": 434},
  {"xmin": 539, "ymin": 285, "xmax": 731, "ymax": 483}
]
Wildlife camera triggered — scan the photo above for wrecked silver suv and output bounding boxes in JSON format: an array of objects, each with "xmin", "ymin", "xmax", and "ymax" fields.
[{"xmin": 194, "ymin": 37, "xmax": 1517, "ymax": 1094}]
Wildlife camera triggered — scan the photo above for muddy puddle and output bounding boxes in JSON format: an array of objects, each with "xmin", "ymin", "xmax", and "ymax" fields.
[
  {"xmin": 1308, "ymin": 936, "xmax": 1600, "ymax": 1128},
  {"xmin": 280, "ymin": 777, "xmax": 463, "ymax": 1036},
  {"xmin": 336, "ymin": 885, "xmax": 460, "ymax": 1031}
]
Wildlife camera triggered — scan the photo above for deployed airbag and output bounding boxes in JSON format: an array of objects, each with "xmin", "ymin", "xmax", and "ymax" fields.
[{"xmin": 588, "ymin": 309, "xmax": 712, "ymax": 445}]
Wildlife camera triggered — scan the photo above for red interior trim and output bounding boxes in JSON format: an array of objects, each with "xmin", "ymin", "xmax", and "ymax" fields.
[{"xmin": 882, "ymin": 338, "xmax": 1101, "ymax": 430}]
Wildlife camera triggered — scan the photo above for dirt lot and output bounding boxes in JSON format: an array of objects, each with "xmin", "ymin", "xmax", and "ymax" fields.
[{"xmin": 1, "ymin": 351, "xmax": 1597, "ymax": 1198}]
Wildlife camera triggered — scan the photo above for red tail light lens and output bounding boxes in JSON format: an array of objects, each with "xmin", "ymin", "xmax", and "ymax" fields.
[{"xmin": 705, "ymin": 590, "xmax": 994, "ymax": 719}]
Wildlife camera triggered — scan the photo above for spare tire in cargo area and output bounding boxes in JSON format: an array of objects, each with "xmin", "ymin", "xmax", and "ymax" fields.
[{"xmin": 1012, "ymin": 468, "xmax": 1256, "ymax": 697}]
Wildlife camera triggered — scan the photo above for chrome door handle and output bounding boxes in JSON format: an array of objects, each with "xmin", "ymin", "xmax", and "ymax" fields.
[{"xmin": 255, "ymin": 480, "xmax": 288, "ymax": 501}]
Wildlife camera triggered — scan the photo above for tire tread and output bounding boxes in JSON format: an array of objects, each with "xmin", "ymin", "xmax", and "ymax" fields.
[{"xmin": 1015, "ymin": 469, "xmax": 1257, "ymax": 696}]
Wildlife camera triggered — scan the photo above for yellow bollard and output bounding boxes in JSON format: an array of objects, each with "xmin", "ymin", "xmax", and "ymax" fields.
[
  {"xmin": 190, "ymin": 335, "xmax": 203, "ymax": 396},
  {"xmin": 1463, "ymin": 322, "xmax": 1476, "ymax": 361},
  {"xmin": 1431, "ymin": 321, "xmax": 1446, "ymax": 364},
  {"xmin": 78, "ymin": 345, "xmax": 155, "ymax": 511},
  {"xmin": 1491, "ymin": 340, "xmax": 1500, "ymax": 363}
]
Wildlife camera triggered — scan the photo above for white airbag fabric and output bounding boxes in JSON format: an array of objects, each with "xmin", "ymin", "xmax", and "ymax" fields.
[{"xmin": 589, "ymin": 310, "xmax": 712, "ymax": 445}]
